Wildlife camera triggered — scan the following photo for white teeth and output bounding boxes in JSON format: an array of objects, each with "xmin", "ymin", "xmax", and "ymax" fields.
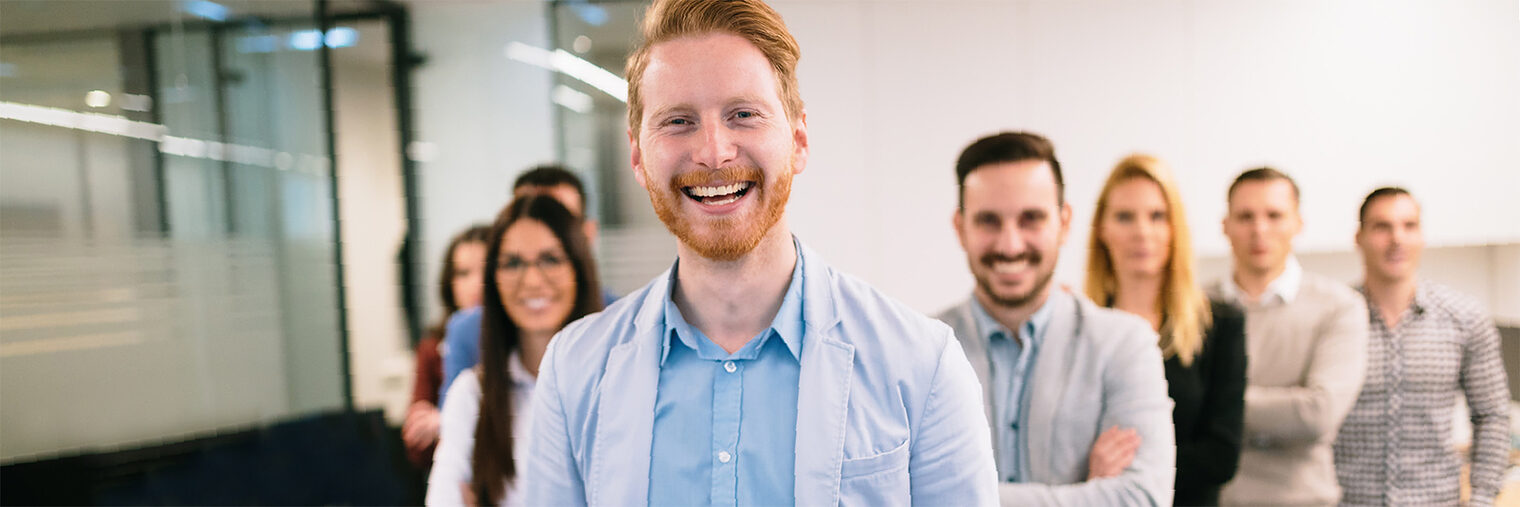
[
  {"xmin": 521, "ymin": 297, "xmax": 550, "ymax": 310},
  {"xmin": 992, "ymin": 261, "xmax": 1029, "ymax": 274},
  {"xmin": 689, "ymin": 182, "xmax": 749, "ymax": 197},
  {"xmin": 705, "ymin": 195, "xmax": 740, "ymax": 206}
]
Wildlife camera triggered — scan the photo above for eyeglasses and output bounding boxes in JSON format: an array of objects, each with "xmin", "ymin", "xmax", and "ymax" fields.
[{"xmin": 497, "ymin": 253, "xmax": 572, "ymax": 284}]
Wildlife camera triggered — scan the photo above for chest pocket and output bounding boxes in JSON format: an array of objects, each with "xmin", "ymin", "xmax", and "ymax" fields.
[
  {"xmin": 839, "ymin": 438, "xmax": 910, "ymax": 507},
  {"xmin": 837, "ymin": 384, "xmax": 912, "ymax": 505},
  {"xmin": 841, "ymin": 438, "xmax": 909, "ymax": 477}
]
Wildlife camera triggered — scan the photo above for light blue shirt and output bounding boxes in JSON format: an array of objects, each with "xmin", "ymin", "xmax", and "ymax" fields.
[
  {"xmin": 970, "ymin": 296, "xmax": 1053, "ymax": 482},
  {"xmin": 648, "ymin": 253, "xmax": 804, "ymax": 507},
  {"xmin": 439, "ymin": 305, "xmax": 482, "ymax": 407},
  {"xmin": 522, "ymin": 240, "xmax": 999, "ymax": 506}
]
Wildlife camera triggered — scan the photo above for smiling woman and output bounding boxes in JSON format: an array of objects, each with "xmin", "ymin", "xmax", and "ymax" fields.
[{"xmin": 427, "ymin": 195, "xmax": 603, "ymax": 507}]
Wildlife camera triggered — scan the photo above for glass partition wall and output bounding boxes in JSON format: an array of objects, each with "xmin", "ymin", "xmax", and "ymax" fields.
[
  {"xmin": 548, "ymin": 0, "xmax": 677, "ymax": 295},
  {"xmin": 0, "ymin": 1, "xmax": 358, "ymax": 463}
]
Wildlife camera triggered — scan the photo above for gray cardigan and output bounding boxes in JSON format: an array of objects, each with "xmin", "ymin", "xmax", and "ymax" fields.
[{"xmin": 936, "ymin": 290, "xmax": 1175, "ymax": 506}]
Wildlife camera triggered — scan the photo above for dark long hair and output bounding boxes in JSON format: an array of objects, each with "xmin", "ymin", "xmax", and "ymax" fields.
[
  {"xmin": 471, "ymin": 196, "xmax": 602, "ymax": 504},
  {"xmin": 431, "ymin": 225, "xmax": 491, "ymax": 339}
]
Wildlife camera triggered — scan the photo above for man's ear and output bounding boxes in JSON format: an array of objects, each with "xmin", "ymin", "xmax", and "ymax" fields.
[
  {"xmin": 1056, "ymin": 202, "xmax": 1074, "ymax": 244},
  {"xmin": 629, "ymin": 127, "xmax": 647, "ymax": 189},
  {"xmin": 583, "ymin": 219, "xmax": 600, "ymax": 246},
  {"xmin": 951, "ymin": 209, "xmax": 966, "ymax": 247},
  {"xmin": 790, "ymin": 110, "xmax": 808, "ymax": 175}
]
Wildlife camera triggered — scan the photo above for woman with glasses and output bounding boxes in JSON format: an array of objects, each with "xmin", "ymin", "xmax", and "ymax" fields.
[
  {"xmin": 1084, "ymin": 154, "xmax": 1247, "ymax": 506},
  {"xmin": 427, "ymin": 196, "xmax": 603, "ymax": 506}
]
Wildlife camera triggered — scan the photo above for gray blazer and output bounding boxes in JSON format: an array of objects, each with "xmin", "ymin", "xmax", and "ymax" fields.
[{"xmin": 937, "ymin": 290, "xmax": 1175, "ymax": 506}]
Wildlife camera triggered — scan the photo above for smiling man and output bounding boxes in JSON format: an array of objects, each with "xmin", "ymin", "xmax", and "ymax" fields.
[
  {"xmin": 935, "ymin": 132, "xmax": 1175, "ymax": 505},
  {"xmin": 1333, "ymin": 187, "xmax": 1510, "ymax": 506},
  {"xmin": 522, "ymin": 0, "xmax": 997, "ymax": 505}
]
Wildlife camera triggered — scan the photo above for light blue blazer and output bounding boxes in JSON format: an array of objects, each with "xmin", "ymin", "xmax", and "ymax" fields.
[{"xmin": 523, "ymin": 243, "xmax": 999, "ymax": 506}]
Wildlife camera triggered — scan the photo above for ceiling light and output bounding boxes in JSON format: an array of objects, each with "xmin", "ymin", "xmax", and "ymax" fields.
[{"xmin": 84, "ymin": 90, "xmax": 111, "ymax": 108}]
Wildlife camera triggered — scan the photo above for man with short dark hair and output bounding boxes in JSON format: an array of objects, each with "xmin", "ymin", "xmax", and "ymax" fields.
[
  {"xmin": 936, "ymin": 131, "xmax": 1175, "ymax": 505},
  {"xmin": 511, "ymin": 164, "xmax": 594, "ymax": 238},
  {"xmin": 1334, "ymin": 187, "xmax": 1510, "ymax": 506},
  {"xmin": 523, "ymin": 0, "xmax": 998, "ymax": 504},
  {"xmin": 1214, "ymin": 167, "xmax": 1369, "ymax": 506}
]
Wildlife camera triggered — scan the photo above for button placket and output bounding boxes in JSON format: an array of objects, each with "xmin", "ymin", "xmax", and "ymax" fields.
[{"xmin": 710, "ymin": 359, "xmax": 742, "ymax": 506}]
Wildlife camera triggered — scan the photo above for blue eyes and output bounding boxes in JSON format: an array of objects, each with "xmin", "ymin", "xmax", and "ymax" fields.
[{"xmin": 661, "ymin": 111, "xmax": 759, "ymax": 127}]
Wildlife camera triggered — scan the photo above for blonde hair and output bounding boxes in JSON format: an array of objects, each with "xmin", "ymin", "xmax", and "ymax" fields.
[
  {"xmin": 1085, "ymin": 154, "xmax": 1212, "ymax": 366},
  {"xmin": 625, "ymin": 0, "xmax": 804, "ymax": 137}
]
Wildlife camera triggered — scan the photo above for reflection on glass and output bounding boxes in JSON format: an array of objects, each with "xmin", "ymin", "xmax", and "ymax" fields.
[
  {"xmin": 0, "ymin": 0, "xmax": 345, "ymax": 463},
  {"xmin": 549, "ymin": 0, "xmax": 681, "ymax": 295}
]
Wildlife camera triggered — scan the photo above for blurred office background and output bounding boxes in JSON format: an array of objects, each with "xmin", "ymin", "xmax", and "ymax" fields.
[{"xmin": 1, "ymin": 0, "xmax": 1516, "ymax": 504}]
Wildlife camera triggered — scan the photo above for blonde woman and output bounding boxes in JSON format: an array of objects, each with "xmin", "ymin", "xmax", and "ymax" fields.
[{"xmin": 1086, "ymin": 154, "xmax": 1247, "ymax": 506}]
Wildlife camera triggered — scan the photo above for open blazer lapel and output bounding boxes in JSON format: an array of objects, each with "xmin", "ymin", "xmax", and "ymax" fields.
[
  {"xmin": 792, "ymin": 244, "xmax": 854, "ymax": 505},
  {"xmin": 1023, "ymin": 290, "xmax": 1078, "ymax": 481},
  {"xmin": 588, "ymin": 270, "xmax": 669, "ymax": 506}
]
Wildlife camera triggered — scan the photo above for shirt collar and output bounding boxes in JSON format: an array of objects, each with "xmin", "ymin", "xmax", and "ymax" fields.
[
  {"xmin": 659, "ymin": 240, "xmax": 806, "ymax": 365},
  {"xmin": 968, "ymin": 292, "xmax": 1054, "ymax": 347},
  {"xmin": 1356, "ymin": 280, "xmax": 1431, "ymax": 319},
  {"xmin": 506, "ymin": 351, "xmax": 536, "ymax": 388},
  {"xmin": 1410, "ymin": 282, "xmax": 1433, "ymax": 315},
  {"xmin": 1224, "ymin": 255, "xmax": 1303, "ymax": 306}
]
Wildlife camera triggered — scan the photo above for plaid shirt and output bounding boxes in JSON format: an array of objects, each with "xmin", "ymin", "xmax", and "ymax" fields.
[{"xmin": 1334, "ymin": 282, "xmax": 1511, "ymax": 506}]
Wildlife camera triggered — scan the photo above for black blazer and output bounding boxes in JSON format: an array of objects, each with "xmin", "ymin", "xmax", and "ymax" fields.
[{"xmin": 1165, "ymin": 299, "xmax": 1247, "ymax": 506}]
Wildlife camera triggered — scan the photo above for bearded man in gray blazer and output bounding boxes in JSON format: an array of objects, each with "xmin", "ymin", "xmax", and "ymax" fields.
[{"xmin": 936, "ymin": 132, "xmax": 1175, "ymax": 506}]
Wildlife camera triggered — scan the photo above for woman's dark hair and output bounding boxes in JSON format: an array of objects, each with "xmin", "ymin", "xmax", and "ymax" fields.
[
  {"xmin": 430, "ymin": 224, "xmax": 491, "ymax": 338},
  {"xmin": 471, "ymin": 196, "xmax": 602, "ymax": 504}
]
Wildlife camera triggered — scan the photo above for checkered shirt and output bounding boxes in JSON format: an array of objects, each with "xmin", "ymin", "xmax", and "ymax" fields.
[{"xmin": 1334, "ymin": 282, "xmax": 1511, "ymax": 506}]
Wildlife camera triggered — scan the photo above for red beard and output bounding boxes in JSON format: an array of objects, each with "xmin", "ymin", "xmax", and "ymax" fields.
[{"xmin": 642, "ymin": 163, "xmax": 792, "ymax": 262}]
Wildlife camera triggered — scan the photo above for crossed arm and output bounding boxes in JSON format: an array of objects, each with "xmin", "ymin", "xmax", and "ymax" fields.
[
  {"xmin": 996, "ymin": 327, "xmax": 1176, "ymax": 507},
  {"xmin": 1242, "ymin": 298, "xmax": 1368, "ymax": 447}
]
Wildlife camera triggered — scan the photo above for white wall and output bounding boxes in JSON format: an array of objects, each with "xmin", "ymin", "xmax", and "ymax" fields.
[
  {"xmin": 1491, "ymin": 244, "xmax": 1520, "ymax": 325},
  {"xmin": 410, "ymin": 0, "xmax": 558, "ymax": 321},
  {"xmin": 771, "ymin": 0, "xmax": 1520, "ymax": 315},
  {"xmin": 332, "ymin": 22, "xmax": 414, "ymax": 423},
  {"xmin": 401, "ymin": 0, "xmax": 1519, "ymax": 321}
]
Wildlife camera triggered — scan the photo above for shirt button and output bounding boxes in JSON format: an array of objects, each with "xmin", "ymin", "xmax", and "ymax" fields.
[
  {"xmin": 718, "ymin": 450, "xmax": 732, "ymax": 463},
  {"xmin": 723, "ymin": 361, "xmax": 737, "ymax": 373}
]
